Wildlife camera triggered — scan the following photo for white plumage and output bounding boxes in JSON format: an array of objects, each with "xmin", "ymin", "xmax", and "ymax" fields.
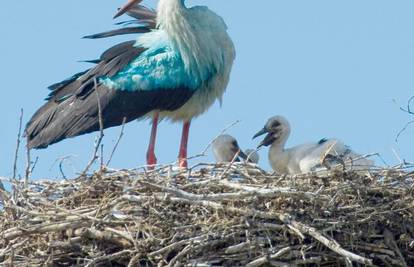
[
  {"xmin": 156, "ymin": 0, "xmax": 236, "ymax": 121},
  {"xmin": 212, "ymin": 134, "xmax": 259, "ymax": 164},
  {"xmin": 254, "ymin": 116, "xmax": 373, "ymax": 175},
  {"xmin": 245, "ymin": 149, "xmax": 260, "ymax": 164}
]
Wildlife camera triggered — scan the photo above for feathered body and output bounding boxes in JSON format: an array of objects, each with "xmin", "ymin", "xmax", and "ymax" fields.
[
  {"xmin": 255, "ymin": 116, "xmax": 373, "ymax": 175},
  {"xmin": 26, "ymin": 0, "xmax": 235, "ymax": 149}
]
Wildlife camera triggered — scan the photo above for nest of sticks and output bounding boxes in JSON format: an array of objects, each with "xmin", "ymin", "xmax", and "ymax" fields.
[{"xmin": 0, "ymin": 163, "xmax": 413, "ymax": 267}]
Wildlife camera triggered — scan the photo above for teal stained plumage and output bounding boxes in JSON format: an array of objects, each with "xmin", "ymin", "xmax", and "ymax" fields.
[
  {"xmin": 25, "ymin": 0, "xmax": 235, "ymax": 163},
  {"xmin": 101, "ymin": 31, "xmax": 215, "ymax": 92}
]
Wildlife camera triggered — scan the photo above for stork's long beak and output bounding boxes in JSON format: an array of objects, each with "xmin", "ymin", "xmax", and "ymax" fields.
[
  {"xmin": 237, "ymin": 149, "xmax": 249, "ymax": 161},
  {"xmin": 114, "ymin": 0, "xmax": 143, "ymax": 19},
  {"xmin": 253, "ymin": 127, "xmax": 268, "ymax": 139},
  {"xmin": 253, "ymin": 128, "xmax": 276, "ymax": 148}
]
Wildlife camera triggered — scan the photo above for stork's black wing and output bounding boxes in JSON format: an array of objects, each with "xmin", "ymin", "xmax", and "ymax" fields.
[{"xmin": 25, "ymin": 5, "xmax": 194, "ymax": 149}]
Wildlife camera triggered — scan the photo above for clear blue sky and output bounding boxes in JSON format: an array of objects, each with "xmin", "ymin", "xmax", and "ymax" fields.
[{"xmin": 1, "ymin": 0, "xmax": 413, "ymax": 179}]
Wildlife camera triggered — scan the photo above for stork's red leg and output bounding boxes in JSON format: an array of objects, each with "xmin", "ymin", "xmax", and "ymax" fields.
[
  {"xmin": 178, "ymin": 120, "xmax": 191, "ymax": 169},
  {"xmin": 146, "ymin": 112, "xmax": 159, "ymax": 170}
]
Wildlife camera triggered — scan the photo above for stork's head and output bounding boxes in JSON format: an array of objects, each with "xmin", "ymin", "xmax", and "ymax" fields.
[
  {"xmin": 212, "ymin": 134, "xmax": 248, "ymax": 163},
  {"xmin": 253, "ymin": 116, "xmax": 291, "ymax": 148},
  {"xmin": 114, "ymin": 0, "xmax": 144, "ymax": 18}
]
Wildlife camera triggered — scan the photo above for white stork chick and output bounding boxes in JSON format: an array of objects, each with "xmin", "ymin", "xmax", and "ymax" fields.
[
  {"xmin": 253, "ymin": 116, "xmax": 373, "ymax": 175},
  {"xmin": 245, "ymin": 149, "xmax": 260, "ymax": 164},
  {"xmin": 212, "ymin": 135, "xmax": 257, "ymax": 163}
]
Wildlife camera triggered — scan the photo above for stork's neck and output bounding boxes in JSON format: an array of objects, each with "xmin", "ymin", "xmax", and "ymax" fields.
[
  {"xmin": 270, "ymin": 131, "xmax": 290, "ymax": 153},
  {"xmin": 157, "ymin": 0, "xmax": 186, "ymax": 30},
  {"xmin": 156, "ymin": 0, "xmax": 214, "ymax": 83}
]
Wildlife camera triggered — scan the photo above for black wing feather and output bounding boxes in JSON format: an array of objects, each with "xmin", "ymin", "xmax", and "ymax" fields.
[
  {"xmin": 25, "ymin": 4, "xmax": 194, "ymax": 149},
  {"xmin": 26, "ymin": 41, "xmax": 194, "ymax": 149},
  {"xmin": 83, "ymin": 5, "xmax": 156, "ymax": 39},
  {"xmin": 83, "ymin": 27, "xmax": 151, "ymax": 39},
  {"xmin": 126, "ymin": 5, "xmax": 156, "ymax": 28}
]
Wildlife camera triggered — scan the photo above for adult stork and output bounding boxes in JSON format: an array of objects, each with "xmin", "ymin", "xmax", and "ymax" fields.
[{"xmin": 25, "ymin": 0, "xmax": 236, "ymax": 169}]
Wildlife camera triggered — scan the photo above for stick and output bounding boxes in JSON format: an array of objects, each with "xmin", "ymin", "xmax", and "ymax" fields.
[
  {"xmin": 24, "ymin": 137, "xmax": 32, "ymax": 188},
  {"xmin": 288, "ymin": 219, "xmax": 373, "ymax": 266},
  {"xmin": 107, "ymin": 117, "xmax": 127, "ymax": 166},
  {"xmin": 395, "ymin": 120, "xmax": 414, "ymax": 142},
  {"xmin": 246, "ymin": 247, "xmax": 291, "ymax": 267},
  {"xmin": 82, "ymin": 77, "xmax": 105, "ymax": 175},
  {"xmin": 85, "ymin": 250, "xmax": 133, "ymax": 267},
  {"xmin": 3, "ymin": 220, "xmax": 91, "ymax": 240},
  {"xmin": 12, "ymin": 109, "xmax": 23, "ymax": 181}
]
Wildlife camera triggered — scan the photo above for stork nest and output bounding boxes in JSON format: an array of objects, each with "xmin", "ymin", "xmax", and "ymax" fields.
[{"xmin": 0, "ymin": 163, "xmax": 413, "ymax": 266}]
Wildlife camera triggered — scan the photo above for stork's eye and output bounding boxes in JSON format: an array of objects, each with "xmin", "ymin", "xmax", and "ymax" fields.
[
  {"xmin": 232, "ymin": 140, "xmax": 239, "ymax": 148},
  {"xmin": 271, "ymin": 121, "xmax": 281, "ymax": 128}
]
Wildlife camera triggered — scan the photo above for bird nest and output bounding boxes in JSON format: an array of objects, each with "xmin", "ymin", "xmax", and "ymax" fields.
[{"xmin": 0, "ymin": 163, "xmax": 413, "ymax": 266}]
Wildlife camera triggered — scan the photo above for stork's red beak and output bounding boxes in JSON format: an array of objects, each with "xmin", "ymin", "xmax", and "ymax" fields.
[{"xmin": 114, "ymin": 0, "xmax": 143, "ymax": 19}]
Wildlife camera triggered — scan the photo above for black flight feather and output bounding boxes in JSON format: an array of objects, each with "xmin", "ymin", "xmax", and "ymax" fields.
[{"xmin": 25, "ymin": 3, "xmax": 194, "ymax": 149}]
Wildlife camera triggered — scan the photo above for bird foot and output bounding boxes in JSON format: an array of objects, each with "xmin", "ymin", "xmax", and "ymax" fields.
[
  {"xmin": 146, "ymin": 153, "xmax": 157, "ymax": 170},
  {"xmin": 178, "ymin": 158, "xmax": 188, "ymax": 169}
]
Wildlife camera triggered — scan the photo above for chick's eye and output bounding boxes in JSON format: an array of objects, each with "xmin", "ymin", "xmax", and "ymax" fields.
[
  {"xmin": 232, "ymin": 141, "xmax": 238, "ymax": 148},
  {"xmin": 271, "ymin": 121, "xmax": 281, "ymax": 128}
]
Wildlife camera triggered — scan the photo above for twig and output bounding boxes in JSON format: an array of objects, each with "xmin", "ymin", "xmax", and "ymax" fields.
[
  {"xmin": 396, "ymin": 95, "xmax": 414, "ymax": 141},
  {"xmin": 82, "ymin": 77, "xmax": 104, "ymax": 175},
  {"xmin": 246, "ymin": 247, "xmax": 291, "ymax": 267},
  {"xmin": 399, "ymin": 95, "xmax": 414, "ymax": 115},
  {"xmin": 85, "ymin": 250, "xmax": 133, "ymax": 267},
  {"xmin": 167, "ymin": 244, "xmax": 192, "ymax": 267},
  {"xmin": 288, "ymin": 219, "xmax": 374, "ymax": 266},
  {"xmin": 24, "ymin": 137, "xmax": 32, "ymax": 187},
  {"xmin": 148, "ymin": 235, "xmax": 208, "ymax": 257},
  {"xmin": 107, "ymin": 117, "xmax": 127, "ymax": 166},
  {"xmin": 384, "ymin": 228, "xmax": 408, "ymax": 267},
  {"xmin": 12, "ymin": 109, "xmax": 23, "ymax": 181},
  {"xmin": 100, "ymin": 143, "xmax": 104, "ymax": 168},
  {"xmin": 270, "ymin": 257, "xmax": 322, "ymax": 266},
  {"xmin": 30, "ymin": 156, "xmax": 39, "ymax": 177},
  {"xmin": 395, "ymin": 120, "xmax": 414, "ymax": 142},
  {"xmin": 59, "ymin": 157, "xmax": 68, "ymax": 180},
  {"xmin": 3, "ymin": 220, "xmax": 92, "ymax": 240}
]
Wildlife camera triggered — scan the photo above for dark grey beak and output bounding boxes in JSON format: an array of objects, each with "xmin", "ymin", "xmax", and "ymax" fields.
[
  {"xmin": 253, "ymin": 127, "xmax": 268, "ymax": 139},
  {"xmin": 238, "ymin": 149, "xmax": 249, "ymax": 161},
  {"xmin": 230, "ymin": 143, "xmax": 248, "ymax": 161},
  {"xmin": 253, "ymin": 128, "xmax": 277, "ymax": 148},
  {"xmin": 257, "ymin": 134, "xmax": 276, "ymax": 148}
]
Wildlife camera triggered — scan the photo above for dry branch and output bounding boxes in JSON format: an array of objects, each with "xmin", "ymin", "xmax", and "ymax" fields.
[{"xmin": 1, "ymin": 163, "xmax": 413, "ymax": 266}]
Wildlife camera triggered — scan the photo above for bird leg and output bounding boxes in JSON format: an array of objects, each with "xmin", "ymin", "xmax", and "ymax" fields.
[
  {"xmin": 146, "ymin": 112, "xmax": 159, "ymax": 170},
  {"xmin": 178, "ymin": 120, "xmax": 191, "ymax": 169}
]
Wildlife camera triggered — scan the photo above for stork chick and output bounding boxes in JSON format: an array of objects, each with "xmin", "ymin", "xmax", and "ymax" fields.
[
  {"xmin": 253, "ymin": 116, "xmax": 373, "ymax": 174},
  {"xmin": 212, "ymin": 134, "xmax": 258, "ymax": 164}
]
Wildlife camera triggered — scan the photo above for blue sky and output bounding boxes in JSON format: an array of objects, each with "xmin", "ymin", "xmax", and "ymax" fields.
[{"xmin": 1, "ymin": 0, "xmax": 413, "ymax": 179}]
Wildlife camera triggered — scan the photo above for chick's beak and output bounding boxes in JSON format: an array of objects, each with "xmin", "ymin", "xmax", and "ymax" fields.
[
  {"xmin": 253, "ymin": 127, "xmax": 268, "ymax": 139},
  {"xmin": 114, "ymin": 0, "xmax": 143, "ymax": 19},
  {"xmin": 230, "ymin": 144, "xmax": 248, "ymax": 161},
  {"xmin": 253, "ymin": 127, "xmax": 277, "ymax": 148},
  {"xmin": 237, "ymin": 149, "xmax": 249, "ymax": 161},
  {"xmin": 257, "ymin": 134, "xmax": 277, "ymax": 148}
]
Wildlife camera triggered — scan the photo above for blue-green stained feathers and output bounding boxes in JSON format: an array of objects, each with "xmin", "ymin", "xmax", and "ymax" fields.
[
  {"xmin": 101, "ymin": 31, "xmax": 213, "ymax": 92},
  {"xmin": 25, "ymin": 2, "xmax": 235, "ymax": 149},
  {"xmin": 25, "ymin": 5, "xmax": 196, "ymax": 149}
]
